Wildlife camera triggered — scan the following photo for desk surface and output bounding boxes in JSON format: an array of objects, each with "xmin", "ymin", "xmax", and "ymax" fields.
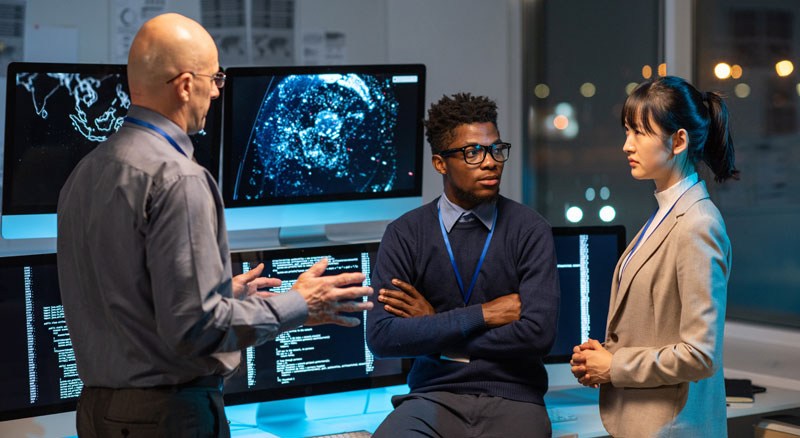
[
  {"xmin": 540, "ymin": 384, "xmax": 800, "ymax": 437},
  {"xmin": 225, "ymin": 383, "xmax": 800, "ymax": 438},
  {"xmin": 2, "ymin": 382, "xmax": 799, "ymax": 438}
]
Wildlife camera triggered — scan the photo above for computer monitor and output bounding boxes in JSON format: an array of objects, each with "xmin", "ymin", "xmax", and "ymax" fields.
[
  {"xmin": 221, "ymin": 64, "xmax": 425, "ymax": 236},
  {"xmin": 224, "ymin": 242, "xmax": 410, "ymax": 407},
  {"xmin": 546, "ymin": 225, "xmax": 626, "ymax": 362},
  {"xmin": 0, "ymin": 253, "xmax": 78, "ymax": 421},
  {"xmin": 0, "ymin": 244, "xmax": 409, "ymax": 425},
  {"xmin": 1, "ymin": 62, "xmax": 222, "ymax": 239}
]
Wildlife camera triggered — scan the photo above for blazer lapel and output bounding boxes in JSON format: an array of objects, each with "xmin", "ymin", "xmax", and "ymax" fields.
[
  {"xmin": 607, "ymin": 228, "xmax": 639, "ymax": 325},
  {"xmin": 607, "ymin": 182, "xmax": 711, "ymax": 327}
]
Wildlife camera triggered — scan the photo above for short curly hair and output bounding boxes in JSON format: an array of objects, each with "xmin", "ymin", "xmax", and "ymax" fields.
[{"xmin": 424, "ymin": 93, "xmax": 498, "ymax": 154}]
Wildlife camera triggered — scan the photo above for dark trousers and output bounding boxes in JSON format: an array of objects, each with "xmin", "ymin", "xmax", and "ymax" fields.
[
  {"xmin": 372, "ymin": 391, "xmax": 552, "ymax": 438},
  {"xmin": 76, "ymin": 383, "xmax": 229, "ymax": 438}
]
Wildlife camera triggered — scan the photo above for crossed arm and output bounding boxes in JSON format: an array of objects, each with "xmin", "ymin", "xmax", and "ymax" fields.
[
  {"xmin": 366, "ymin": 221, "xmax": 559, "ymax": 360},
  {"xmin": 378, "ymin": 278, "xmax": 520, "ymax": 328}
]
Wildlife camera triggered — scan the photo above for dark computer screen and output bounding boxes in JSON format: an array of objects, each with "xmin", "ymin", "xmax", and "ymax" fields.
[
  {"xmin": 2, "ymin": 62, "xmax": 221, "ymax": 216},
  {"xmin": 546, "ymin": 225, "xmax": 626, "ymax": 362},
  {"xmin": 221, "ymin": 64, "xmax": 425, "ymax": 208},
  {"xmin": 224, "ymin": 243, "xmax": 409, "ymax": 406},
  {"xmin": 0, "ymin": 253, "xmax": 78, "ymax": 421},
  {"xmin": 0, "ymin": 244, "xmax": 408, "ymax": 421}
]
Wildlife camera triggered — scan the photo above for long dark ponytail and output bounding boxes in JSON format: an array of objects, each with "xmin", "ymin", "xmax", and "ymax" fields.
[
  {"xmin": 622, "ymin": 76, "xmax": 739, "ymax": 182},
  {"xmin": 702, "ymin": 91, "xmax": 738, "ymax": 182}
]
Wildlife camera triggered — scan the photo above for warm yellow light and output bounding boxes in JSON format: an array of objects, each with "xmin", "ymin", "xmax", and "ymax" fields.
[
  {"xmin": 642, "ymin": 65, "xmax": 652, "ymax": 79},
  {"xmin": 714, "ymin": 63, "xmax": 731, "ymax": 79},
  {"xmin": 657, "ymin": 63, "xmax": 667, "ymax": 77},
  {"xmin": 796, "ymin": 83, "xmax": 800, "ymax": 96},
  {"xmin": 534, "ymin": 83, "xmax": 550, "ymax": 98},
  {"xmin": 580, "ymin": 82, "xmax": 596, "ymax": 98},
  {"xmin": 776, "ymin": 60, "xmax": 794, "ymax": 77},
  {"xmin": 625, "ymin": 82, "xmax": 638, "ymax": 95},
  {"xmin": 731, "ymin": 64, "xmax": 743, "ymax": 79},
  {"xmin": 734, "ymin": 83, "xmax": 750, "ymax": 98},
  {"xmin": 553, "ymin": 115, "xmax": 569, "ymax": 130}
]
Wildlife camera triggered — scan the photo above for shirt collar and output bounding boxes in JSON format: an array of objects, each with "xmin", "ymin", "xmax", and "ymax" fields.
[
  {"xmin": 125, "ymin": 105, "xmax": 195, "ymax": 159},
  {"xmin": 438, "ymin": 193, "xmax": 497, "ymax": 232},
  {"xmin": 654, "ymin": 172, "xmax": 698, "ymax": 210}
]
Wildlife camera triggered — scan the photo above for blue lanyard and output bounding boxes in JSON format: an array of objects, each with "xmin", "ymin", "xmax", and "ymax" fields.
[
  {"xmin": 620, "ymin": 180, "xmax": 700, "ymax": 277},
  {"xmin": 124, "ymin": 117, "xmax": 186, "ymax": 157},
  {"xmin": 438, "ymin": 206, "xmax": 497, "ymax": 305}
]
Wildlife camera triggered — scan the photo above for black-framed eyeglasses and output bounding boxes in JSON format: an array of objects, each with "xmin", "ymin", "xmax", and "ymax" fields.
[
  {"xmin": 166, "ymin": 70, "xmax": 226, "ymax": 89},
  {"xmin": 436, "ymin": 142, "xmax": 511, "ymax": 164}
]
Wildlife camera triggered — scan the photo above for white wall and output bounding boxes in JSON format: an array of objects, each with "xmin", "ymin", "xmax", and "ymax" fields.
[{"xmin": 386, "ymin": 0, "xmax": 523, "ymax": 204}]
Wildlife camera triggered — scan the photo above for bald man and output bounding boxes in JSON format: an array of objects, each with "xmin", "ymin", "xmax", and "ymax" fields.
[{"xmin": 57, "ymin": 13, "xmax": 372, "ymax": 438}]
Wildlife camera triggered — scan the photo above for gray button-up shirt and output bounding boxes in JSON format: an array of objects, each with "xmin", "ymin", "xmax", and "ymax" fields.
[
  {"xmin": 437, "ymin": 193, "xmax": 496, "ymax": 232},
  {"xmin": 57, "ymin": 105, "xmax": 307, "ymax": 388}
]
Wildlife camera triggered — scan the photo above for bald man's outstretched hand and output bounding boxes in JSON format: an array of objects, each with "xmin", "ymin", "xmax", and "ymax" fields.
[{"xmin": 292, "ymin": 258, "xmax": 373, "ymax": 327}]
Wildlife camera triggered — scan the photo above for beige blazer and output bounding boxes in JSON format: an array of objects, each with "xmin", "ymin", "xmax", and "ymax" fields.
[{"xmin": 599, "ymin": 182, "xmax": 731, "ymax": 438}]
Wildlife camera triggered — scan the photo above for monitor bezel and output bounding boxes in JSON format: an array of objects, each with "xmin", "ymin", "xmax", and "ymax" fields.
[
  {"xmin": 1, "ymin": 61, "xmax": 222, "ymax": 217},
  {"xmin": 220, "ymin": 63, "xmax": 426, "ymax": 209},
  {"xmin": 543, "ymin": 225, "xmax": 626, "ymax": 364},
  {"xmin": 224, "ymin": 242, "xmax": 412, "ymax": 406}
]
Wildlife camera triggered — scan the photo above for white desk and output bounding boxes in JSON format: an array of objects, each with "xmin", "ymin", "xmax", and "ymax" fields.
[
  {"xmin": 3, "ymin": 379, "xmax": 799, "ymax": 437},
  {"xmin": 540, "ymin": 384, "xmax": 800, "ymax": 438}
]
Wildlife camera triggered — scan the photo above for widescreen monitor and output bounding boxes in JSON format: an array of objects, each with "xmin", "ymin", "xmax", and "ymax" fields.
[
  {"xmin": 546, "ymin": 225, "xmax": 626, "ymax": 362},
  {"xmin": 221, "ymin": 64, "xmax": 425, "ymax": 233},
  {"xmin": 225, "ymin": 242, "xmax": 409, "ymax": 406},
  {"xmin": 0, "ymin": 243, "xmax": 409, "ymax": 423},
  {"xmin": 1, "ymin": 62, "xmax": 222, "ymax": 239}
]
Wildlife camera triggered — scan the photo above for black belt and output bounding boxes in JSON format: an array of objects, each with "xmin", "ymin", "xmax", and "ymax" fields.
[
  {"xmin": 175, "ymin": 375, "xmax": 223, "ymax": 390},
  {"xmin": 150, "ymin": 375, "xmax": 223, "ymax": 391}
]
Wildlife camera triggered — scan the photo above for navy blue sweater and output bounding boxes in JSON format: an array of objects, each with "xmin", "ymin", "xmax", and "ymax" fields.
[{"xmin": 366, "ymin": 196, "xmax": 560, "ymax": 405}]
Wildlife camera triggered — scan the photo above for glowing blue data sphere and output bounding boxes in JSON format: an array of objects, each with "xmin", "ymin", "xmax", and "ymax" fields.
[
  {"xmin": 599, "ymin": 205, "xmax": 616, "ymax": 222},
  {"xmin": 235, "ymin": 73, "xmax": 400, "ymax": 199},
  {"xmin": 566, "ymin": 206, "xmax": 583, "ymax": 223}
]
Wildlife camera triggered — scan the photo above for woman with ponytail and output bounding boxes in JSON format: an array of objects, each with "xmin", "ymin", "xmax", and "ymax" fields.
[{"xmin": 570, "ymin": 76, "xmax": 738, "ymax": 437}]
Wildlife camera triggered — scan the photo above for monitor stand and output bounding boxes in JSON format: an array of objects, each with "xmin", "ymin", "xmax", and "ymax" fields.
[
  {"xmin": 278, "ymin": 224, "xmax": 328, "ymax": 246},
  {"xmin": 227, "ymin": 221, "xmax": 385, "ymax": 251}
]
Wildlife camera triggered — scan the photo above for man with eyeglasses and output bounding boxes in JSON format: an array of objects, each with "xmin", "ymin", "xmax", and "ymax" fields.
[
  {"xmin": 57, "ymin": 13, "xmax": 372, "ymax": 438},
  {"xmin": 366, "ymin": 93, "xmax": 559, "ymax": 437}
]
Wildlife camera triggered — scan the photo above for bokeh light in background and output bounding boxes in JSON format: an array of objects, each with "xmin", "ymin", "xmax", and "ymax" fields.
[
  {"xmin": 566, "ymin": 206, "xmax": 584, "ymax": 223},
  {"xmin": 714, "ymin": 62, "xmax": 731, "ymax": 79},
  {"xmin": 535, "ymin": 83, "xmax": 551, "ymax": 98},
  {"xmin": 553, "ymin": 115, "xmax": 569, "ymax": 130},
  {"xmin": 585, "ymin": 187, "xmax": 596, "ymax": 201},
  {"xmin": 776, "ymin": 60, "xmax": 794, "ymax": 77},
  {"xmin": 580, "ymin": 82, "xmax": 596, "ymax": 97},
  {"xmin": 734, "ymin": 83, "xmax": 750, "ymax": 98},
  {"xmin": 599, "ymin": 205, "xmax": 616, "ymax": 222}
]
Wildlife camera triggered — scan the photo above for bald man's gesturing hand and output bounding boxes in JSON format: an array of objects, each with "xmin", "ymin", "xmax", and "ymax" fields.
[{"xmin": 292, "ymin": 258, "xmax": 373, "ymax": 327}]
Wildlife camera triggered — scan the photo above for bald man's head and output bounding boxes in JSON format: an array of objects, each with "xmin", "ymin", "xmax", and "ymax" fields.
[{"xmin": 127, "ymin": 13, "xmax": 220, "ymax": 133}]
